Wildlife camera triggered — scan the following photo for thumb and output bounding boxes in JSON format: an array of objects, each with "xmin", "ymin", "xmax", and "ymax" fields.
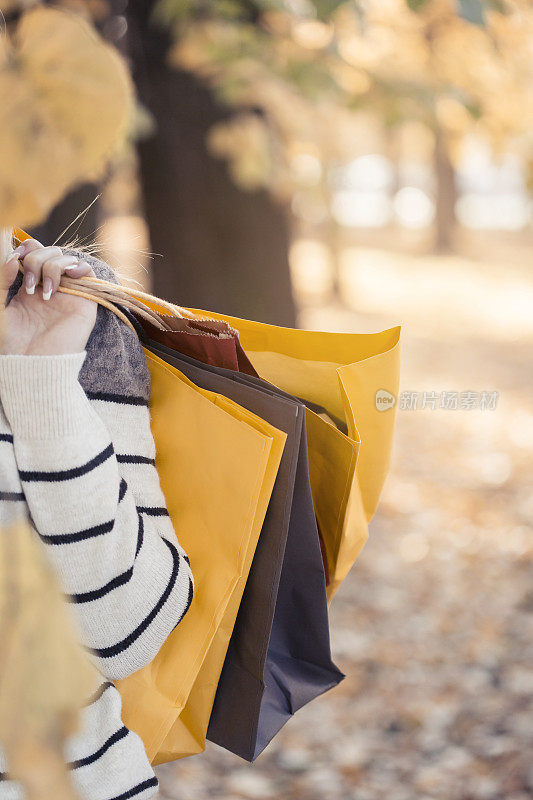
[{"xmin": 0, "ymin": 255, "xmax": 22, "ymax": 309}]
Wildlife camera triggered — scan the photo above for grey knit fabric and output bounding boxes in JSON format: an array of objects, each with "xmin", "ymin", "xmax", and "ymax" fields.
[{"xmin": 6, "ymin": 250, "xmax": 150, "ymax": 402}]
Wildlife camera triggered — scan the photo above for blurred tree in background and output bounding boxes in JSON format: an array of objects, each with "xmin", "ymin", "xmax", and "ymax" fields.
[
  {"xmin": 163, "ymin": 0, "xmax": 533, "ymax": 253},
  {"xmin": 8, "ymin": 0, "xmax": 533, "ymax": 313},
  {"xmin": 126, "ymin": 0, "xmax": 297, "ymax": 325}
]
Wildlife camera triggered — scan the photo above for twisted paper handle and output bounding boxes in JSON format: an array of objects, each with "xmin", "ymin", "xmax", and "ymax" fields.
[
  {"xmin": 58, "ymin": 274, "xmax": 196, "ymax": 332},
  {"xmin": 12, "ymin": 228, "xmax": 196, "ymax": 333}
]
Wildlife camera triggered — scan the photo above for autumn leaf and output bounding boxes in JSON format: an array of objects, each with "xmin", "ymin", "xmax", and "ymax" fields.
[
  {"xmin": 0, "ymin": 519, "xmax": 99, "ymax": 799},
  {"xmin": 0, "ymin": 6, "xmax": 134, "ymax": 228}
]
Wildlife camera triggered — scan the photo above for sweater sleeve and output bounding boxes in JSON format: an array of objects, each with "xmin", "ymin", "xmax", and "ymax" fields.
[{"xmin": 0, "ymin": 348, "xmax": 194, "ymax": 682}]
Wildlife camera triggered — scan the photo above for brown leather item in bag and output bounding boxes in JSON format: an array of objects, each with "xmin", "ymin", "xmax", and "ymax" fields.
[{"xmin": 135, "ymin": 313, "xmax": 259, "ymax": 377}]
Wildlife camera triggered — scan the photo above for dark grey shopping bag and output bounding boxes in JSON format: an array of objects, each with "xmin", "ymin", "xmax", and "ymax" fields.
[{"xmin": 144, "ymin": 337, "xmax": 344, "ymax": 761}]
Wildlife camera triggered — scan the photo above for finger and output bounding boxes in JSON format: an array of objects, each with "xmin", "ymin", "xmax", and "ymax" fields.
[
  {"xmin": 9, "ymin": 238, "xmax": 40, "ymax": 296},
  {"xmin": 64, "ymin": 260, "xmax": 94, "ymax": 279},
  {"xmin": 0, "ymin": 254, "xmax": 22, "ymax": 308},
  {"xmin": 14, "ymin": 238, "xmax": 43, "ymax": 258},
  {"xmin": 40, "ymin": 255, "xmax": 81, "ymax": 299},
  {"xmin": 0, "ymin": 237, "xmax": 42, "ymax": 304},
  {"xmin": 21, "ymin": 244, "xmax": 61, "ymax": 296},
  {"xmin": 18, "ymin": 238, "xmax": 45, "ymax": 295},
  {"xmin": 41, "ymin": 262, "xmax": 63, "ymax": 301}
]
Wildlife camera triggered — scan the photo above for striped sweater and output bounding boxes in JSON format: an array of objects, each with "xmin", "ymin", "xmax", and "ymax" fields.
[{"xmin": 0, "ymin": 253, "xmax": 195, "ymax": 799}]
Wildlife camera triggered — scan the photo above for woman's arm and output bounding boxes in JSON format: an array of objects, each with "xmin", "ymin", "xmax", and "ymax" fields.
[
  {"xmin": 0, "ymin": 240, "xmax": 194, "ymax": 681},
  {"xmin": 0, "ymin": 351, "xmax": 194, "ymax": 680}
]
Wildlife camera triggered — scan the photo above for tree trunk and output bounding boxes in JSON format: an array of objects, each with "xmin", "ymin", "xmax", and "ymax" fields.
[
  {"xmin": 434, "ymin": 129, "xmax": 457, "ymax": 253},
  {"xmin": 126, "ymin": 1, "xmax": 296, "ymax": 326}
]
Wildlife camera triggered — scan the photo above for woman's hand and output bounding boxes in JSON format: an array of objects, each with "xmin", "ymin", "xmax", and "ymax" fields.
[{"xmin": 0, "ymin": 238, "xmax": 97, "ymax": 356}]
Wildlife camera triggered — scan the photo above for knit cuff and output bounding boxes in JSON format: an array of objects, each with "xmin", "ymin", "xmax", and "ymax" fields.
[{"xmin": 0, "ymin": 352, "xmax": 89, "ymax": 439}]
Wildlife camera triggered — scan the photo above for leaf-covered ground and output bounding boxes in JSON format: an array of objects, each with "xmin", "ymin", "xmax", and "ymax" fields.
[{"xmin": 156, "ymin": 235, "xmax": 533, "ymax": 800}]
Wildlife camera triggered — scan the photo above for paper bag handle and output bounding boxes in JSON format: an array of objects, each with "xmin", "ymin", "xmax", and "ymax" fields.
[{"xmin": 12, "ymin": 228, "xmax": 196, "ymax": 333}]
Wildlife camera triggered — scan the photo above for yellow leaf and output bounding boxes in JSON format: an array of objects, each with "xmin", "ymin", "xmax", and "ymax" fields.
[
  {"xmin": 0, "ymin": 6, "xmax": 134, "ymax": 228},
  {"xmin": 0, "ymin": 519, "xmax": 99, "ymax": 798}
]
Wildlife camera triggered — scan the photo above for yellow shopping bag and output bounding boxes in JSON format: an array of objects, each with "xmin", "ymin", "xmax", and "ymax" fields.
[
  {"xmin": 116, "ymin": 350, "xmax": 286, "ymax": 762},
  {"xmin": 187, "ymin": 310, "xmax": 401, "ymax": 601}
]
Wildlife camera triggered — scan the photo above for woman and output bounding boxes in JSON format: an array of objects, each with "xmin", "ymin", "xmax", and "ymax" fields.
[{"xmin": 0, "ymin": 231, "xmax": 194, "ymax": 800}]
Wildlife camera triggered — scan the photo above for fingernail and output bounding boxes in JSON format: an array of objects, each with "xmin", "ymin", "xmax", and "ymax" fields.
[
  {"xmin": 42, "ymin": 277, "xmax": 52, "ymax": 301},
  {"xmin": 24, "ymin": 272, "xmax": 35, "ymax": 295},
  {"xmin": 13, "ymin": 244, "xmax": 25, "ymax": 255}
]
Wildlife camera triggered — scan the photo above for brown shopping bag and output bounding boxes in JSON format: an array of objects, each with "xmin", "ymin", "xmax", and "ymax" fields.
[{"xmin": 139, "ymin": 314, "xmax": 258, "ymax": 376}]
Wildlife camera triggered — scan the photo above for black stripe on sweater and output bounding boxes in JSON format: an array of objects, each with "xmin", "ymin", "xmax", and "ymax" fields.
[
  {"xmin": 68, "ymin": 514, "xmax": 144, "ymax": 605},
  {"xmin": 86, "ymin": 391, "xmax": 148, "ymax": 407},
  {"xmin": 137, "ymin": 506, "xmax": 169, "ymax": 517},
  {"xmin": 0, "ymin": 491, "xmax": 25, "ymax": 502},
  {"xmin": 68, "ymin": 726, "xmax": 129, "ymax": 770},
  {"xmin": 38, "ymin": 479, "xmax": 129, "ymax": 546},
  {"xmin": 116, "ymin": 454, "xmax": 155, "ymax": 466},
  {"xmin": 39, "ymin": 519, "xmax": 114, "ymax": 546},
  {"xmin": 118, "ymin": 478, "xmax": 128, "ymax": 503},
  {"xmin": 19, "ymin": 443, "xmax": 114, "ymax": 483},
  {"xmin": 0, "ymin": 433, "xmax": 13, "ymax": 443},
  {"xmin": 92, "ymin": 538, "xmax": 180, "ymax": 659},
  {"xmin": 86, "ymin": 681, "xmax": 113, "ymax": 707},
  {"xmin": 173, "ymin": 574, "xmax": 194, "ymax": 631},
  {"xmin": 107, "ymin": 777, "xmax": 158, "ymax": 800},
  {"xmin": 135, "ymin": 514, "xmax": 144, "ymax": 557},
  {"xmin": 69, "ymin": 566, "xmax": 133, "ymax": 605}
]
